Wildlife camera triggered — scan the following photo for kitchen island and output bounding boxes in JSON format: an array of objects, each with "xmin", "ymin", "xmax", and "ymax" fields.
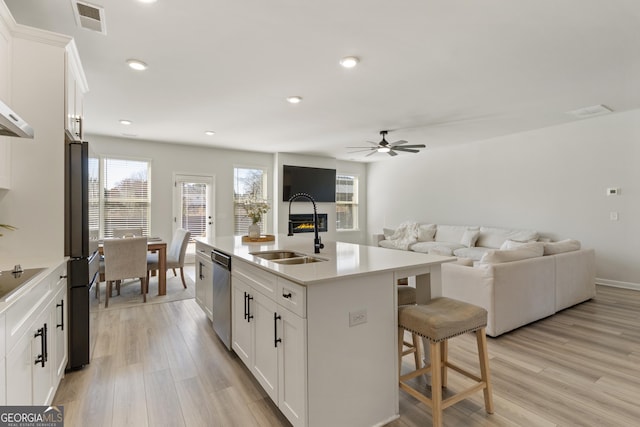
[{"xmin": 196, "ymin": 235, "xmax": 455, "ymax": 427}]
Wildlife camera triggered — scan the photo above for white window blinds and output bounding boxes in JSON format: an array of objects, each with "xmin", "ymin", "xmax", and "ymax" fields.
[{"xmin": 336, "ymin": 174, "xmax": 358, "ymax": 230}]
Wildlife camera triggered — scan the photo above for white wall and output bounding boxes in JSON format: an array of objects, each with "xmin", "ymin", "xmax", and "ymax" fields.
[
  {"xmin": 367, "ymin": 109, "xmax": 640, "ymax": 287},
  {"xmin": 274, "ymin": 153, "xmax": 368, "ymax": 245},
  {"xmin": 88, "ymin": 135, "xmax": 274, "ymax": 244}
]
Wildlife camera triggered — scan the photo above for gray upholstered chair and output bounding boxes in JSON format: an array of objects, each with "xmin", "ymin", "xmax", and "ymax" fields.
[
  {"xmin": 102, "ymin": 236, "xmax": 148, "ymax": 308},
  {"xmin": 113, "ymin": 227, "xmax": 143, "ymax": 238},
  {"xmin": 147, "ymin": 228, "xmax": 191, "ymax": 288}
]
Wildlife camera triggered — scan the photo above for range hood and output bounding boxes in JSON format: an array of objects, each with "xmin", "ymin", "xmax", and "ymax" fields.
[{"xmin": 0, "ymin": 98, "xmax": 34, "ymax": 138}]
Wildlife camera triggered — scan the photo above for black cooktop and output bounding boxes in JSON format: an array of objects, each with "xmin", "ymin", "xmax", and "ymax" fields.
[{"xmin": 0, "ymin": 268, "xmax": 46, "ymax": 300}]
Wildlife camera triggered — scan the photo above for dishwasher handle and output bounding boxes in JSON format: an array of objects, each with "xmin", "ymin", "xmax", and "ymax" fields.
[{"xmin": 211, "ymin": 250, "xmax": 231, "ymax": 270}]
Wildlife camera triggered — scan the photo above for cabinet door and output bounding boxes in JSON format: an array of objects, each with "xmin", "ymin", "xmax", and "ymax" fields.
[
  {"xmin": 278, "ymin": 308, "xmax": 307, "ymax": 427},
  {"xmin": 195, "ymin": 256, "xmax": 213, "ymax": 320},
  {"xmin": 231, "ymin": 277, "xmax": 252, "ymax": 367},
  {"xmin": 53, "ymin": 285, "xmax": 68, "ymax": 385},
  {"xmin": 31, "ymin": 307, "xmax": 54, "ymax": 405},
  {"xmin": 252, "ymin": 291, "xmax": 278, "ymax": 402},
  {"xmin": 6, "ymin": 333, "xmax": 32, "ymax": 405}
]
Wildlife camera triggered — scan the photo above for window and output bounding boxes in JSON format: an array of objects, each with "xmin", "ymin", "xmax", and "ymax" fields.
[
  {"xmin": 234, "ymin": 167, "xmax": 267, "ymax": 235},
  {"xmin": 336, "ymin": 174, "xmax": 358, "ymax": 230},
  {"xmin": 101, "ymin": 157, "xmax": 151, "ymax": 238}
]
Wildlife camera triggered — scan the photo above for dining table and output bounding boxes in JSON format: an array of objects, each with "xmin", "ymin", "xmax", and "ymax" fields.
[{"xmin": 98, "ymin": 237, "xmax": 168, "ymax": 296}]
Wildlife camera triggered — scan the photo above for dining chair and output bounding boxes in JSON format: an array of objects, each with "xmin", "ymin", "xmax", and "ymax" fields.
[
  {"xmin": 147, "ymin": 228, "xmax": 191, "ymax": 288},
  {"xmin": 103, "ymin": 236, "xmax": 148, "ymax": 308},
  {"xmin": 113, "ymin": 227, "xmax": 143, "ymax": 238}
]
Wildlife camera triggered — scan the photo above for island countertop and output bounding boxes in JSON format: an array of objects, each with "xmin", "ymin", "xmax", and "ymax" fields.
[{"xmin": 195, "ymin": 234, "xmax": 456, "ymax": 285}]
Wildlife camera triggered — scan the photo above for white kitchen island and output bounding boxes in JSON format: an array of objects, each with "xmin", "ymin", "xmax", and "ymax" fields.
[{"xmin": 196, "ymin": 235, "xmax": 455, "ymax": 427}]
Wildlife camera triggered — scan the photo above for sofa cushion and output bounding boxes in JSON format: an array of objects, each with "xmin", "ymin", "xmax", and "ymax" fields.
[
  {"xmin": 461, "ymin": 229, "xmax": 480, "ymax": 247},
  {"xmin": 477, "ymin": 226, "xmax": 539, "ymax": 249},
  {"xmin": 417, "ymin": 224, "xmax": 437, "ymax": 242},
  {"xmin": 500, "ymin": 239, "xmax": 529, "ymax": 250},
  {"xmin": 453, "ymin": 246, "xmax": 491, "ymax": 261},
  {"xmin": 478, "ymin": 242, "xmax": 544, "ymax": 264},
  {"xmin": 383, "ymin": 228, "xmax": 396, "ymax": 239},
  {"xmin": 435, "ymin": 225, "xmax": 478, "ymax": 244},
  {"xmin": 544, "ymin": 239, "xmax": 581, "ymax": 255},
  {"xmin": 410, "ymin": 241, "xmax": 465, "ymax": 254}
]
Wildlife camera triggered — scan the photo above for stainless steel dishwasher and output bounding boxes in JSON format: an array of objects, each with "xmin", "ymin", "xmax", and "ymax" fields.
[{"xmin": 211, "ymin": 249, "xmax": 232, "ymax": 350}]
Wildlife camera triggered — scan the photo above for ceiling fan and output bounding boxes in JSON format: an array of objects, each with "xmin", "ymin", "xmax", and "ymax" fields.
[{"xmin": 347, "ymin": 130, "xmax": 426, "ymax": 157}]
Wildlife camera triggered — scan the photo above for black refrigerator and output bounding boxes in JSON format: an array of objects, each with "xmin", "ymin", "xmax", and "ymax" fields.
[{"xmin": 64, "ymin": 130, "xmax": 100, "ymax": 370}]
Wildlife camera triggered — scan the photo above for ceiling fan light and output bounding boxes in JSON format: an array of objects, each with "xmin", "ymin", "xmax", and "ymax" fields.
[
  {"xmin": 339, "ymin": 56, "xmax": 359, "ymax": 69},
  {"xmin": 126, "ymin": 59, "xmax": 148, "ymax": 71},
  {"xmin": 378, "ymin": 146, "xmax": 391, "ymax": 153},
  {"xmin": 286, "ymin": 96, "xmax": 303, "ymax": 104}
]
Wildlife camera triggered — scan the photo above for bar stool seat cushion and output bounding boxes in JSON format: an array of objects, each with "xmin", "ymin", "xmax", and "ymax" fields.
[
  {"xmin": 399, "ymin": 297, "xmax": 487, "ymax": 342},
  {"xmin": 397, "ymin": 285, "xmax": 417, "ymax": 306}
]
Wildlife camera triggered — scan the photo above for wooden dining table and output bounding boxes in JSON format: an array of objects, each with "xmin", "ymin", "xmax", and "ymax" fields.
[{"xmin": 98, "ymin": 238, "xmax": 168, "ymax": 296}]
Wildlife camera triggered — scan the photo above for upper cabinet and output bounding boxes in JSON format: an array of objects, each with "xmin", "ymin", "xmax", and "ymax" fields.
[{"xmin": 65, "ymin": 40, "xmax": 88, "ymax": 140}]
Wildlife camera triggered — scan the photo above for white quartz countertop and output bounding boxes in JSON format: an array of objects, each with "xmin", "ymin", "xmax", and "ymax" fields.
[{"xmin": 196, "ymin": 235, "xmax": 456, "ymax": 285}]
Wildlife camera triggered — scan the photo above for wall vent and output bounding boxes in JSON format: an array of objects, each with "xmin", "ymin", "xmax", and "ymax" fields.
[{"xmin": 72, "ymin": 1, "xmax": 107, "ymax": 34}]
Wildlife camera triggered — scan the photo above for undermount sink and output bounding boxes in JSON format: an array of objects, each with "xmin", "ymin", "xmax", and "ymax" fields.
[
  {"xmin": 250, "ymin": 250, "xmax": 304, "ymax": 260},
  {"xmin": 251, "ymin": 250, "xmax": 327, "ymax": 265}
]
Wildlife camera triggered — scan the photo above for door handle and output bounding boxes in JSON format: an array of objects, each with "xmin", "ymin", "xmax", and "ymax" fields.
[{"xmin": 274, "ymin": 313, "xmax": 282, "ymax": 347}]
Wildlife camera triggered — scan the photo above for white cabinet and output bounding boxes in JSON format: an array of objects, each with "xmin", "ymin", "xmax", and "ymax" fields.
[
  {"xmin": 231, "ymin": 260, "xmax": 307, "ymax": 427},
  {"xmin": 0, "ymin": 313, "xmax": 6, "ymax": 405},
  {"xmin": 3, "ymin": 260, "xmax": 68, "ymax": 405},
  {"xmin": 65, "ymin": 42, "xmax": 87, "ymax": 140},
  {"xmin": 195, "ymin": 243, "xmax": 213, "ymax": 320}
]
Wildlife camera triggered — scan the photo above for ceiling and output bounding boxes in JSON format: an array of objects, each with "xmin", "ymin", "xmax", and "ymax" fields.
[{"xmin": 5, "ymin": 0, "xmax": 640, "ymax": 162}]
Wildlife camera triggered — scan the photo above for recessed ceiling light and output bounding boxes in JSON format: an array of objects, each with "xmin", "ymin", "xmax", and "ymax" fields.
[
  {"xmin": 126, "ymin": 59, "xmax": 148, "ymax": 71},
  {"xmin": 138, "ymin": 0, "xmax": 158, "ymax": 3},
  {"xmin": 339, "ymin": 56, "xmax": 360, "ymax": 69},
  {"xmin": 119, "ymin": 119, "xmax": 132, "ymax": 125},
  {"xmin": 205, "ymin": 130, "xmax": 215, "ymax": 136},
  {"xmin": 286, "ymin": 96, "xmax": 302, "ymax": 104}
]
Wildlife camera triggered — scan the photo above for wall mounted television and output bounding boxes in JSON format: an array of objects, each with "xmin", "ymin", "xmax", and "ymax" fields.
[{"xmin": 282, "ymin": 165, "xmax": 336, "ymax": 202}]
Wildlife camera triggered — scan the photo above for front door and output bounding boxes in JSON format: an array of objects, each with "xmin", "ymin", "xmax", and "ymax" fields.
[{"xmin": 173, "ymin": 174, "xmax": 215, "ymax": 263}]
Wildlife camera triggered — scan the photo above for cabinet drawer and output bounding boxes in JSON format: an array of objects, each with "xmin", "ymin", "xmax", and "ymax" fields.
[
  {"xmin": 6, "ymin": 272, "xmax": 52, "ymax": 351},
  {"xmin": 233, "ymin": 261, "xmax": 277, "ymax": 300},
  {"xmin": 277, "ymin": 278, "xmax": 306, "ymax": 318}
]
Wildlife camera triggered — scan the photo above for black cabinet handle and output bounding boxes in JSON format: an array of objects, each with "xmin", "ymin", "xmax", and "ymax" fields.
[
  {"xmin": 34, "ymin": 326, "xmax": 45, "ymax": 367},
  {"xmin": 243, "ymin": 292, "xmax": 248, "ymax": 320},
  {"xmin": 199, "ymin": 262, "xmax": 204, "ymax": 280},
  {"xmin": 282, "ymin": 292, "xmax": 292, "ymax": 299},
  {"xmin": 274, "ymin": 313, "xmax": 282, "ymax": 347},
  {"xmin": 247, "ymin": 294, "xmax": 254, "ymax": 321},
  {"xmin": 57, "ymin": 300, "xmax": 64, "ymax": 330},
  {"xmin": 44, "ymin": 323, "xmax": 48, "ymax": 363}
]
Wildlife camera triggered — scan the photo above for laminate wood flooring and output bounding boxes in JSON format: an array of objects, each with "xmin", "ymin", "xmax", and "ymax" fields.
[{"xmin": 53, "ymin": 271, "xmax": 640, "ymax": 427}]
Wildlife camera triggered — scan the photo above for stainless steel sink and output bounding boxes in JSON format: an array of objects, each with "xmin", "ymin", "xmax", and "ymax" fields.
[
  {"xmin": 251, "ymin": 250, "xmax": 304, "ymax": 260},
  {"xmin": 251, "ymin": 250, "xmax": 327, "ymax": 265},
  {"xmin": 272, "ymin": 256, "xmax": 325, "ymax": 265}
]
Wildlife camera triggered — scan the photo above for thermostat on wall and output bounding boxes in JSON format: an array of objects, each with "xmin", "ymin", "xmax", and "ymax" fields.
[{"xmin": 606, "ymin": 187, "xmax": 620, "ymax": 196}]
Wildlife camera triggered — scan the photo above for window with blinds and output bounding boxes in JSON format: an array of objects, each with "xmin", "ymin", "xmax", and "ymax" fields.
[
  {"xmin": 234, "ymin": 167, "xmax": 267, "ymax": 235},
  {"xmin": 336, "ymin": 174, "xmax": 358, "ymax": 231},
  {"xmin": 180, "ymin": 181, "xmax": 207, "ymax": 241},
  {"xmin": 102, "ymin": 157, "xmax": 151, "ymax": 238}
]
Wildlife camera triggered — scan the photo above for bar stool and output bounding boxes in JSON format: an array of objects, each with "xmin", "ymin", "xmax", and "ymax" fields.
[
  {"xmin": 397, "ymin": 283, "xmax": 421, "ymax": 369},
  {"xmin": 398, "ymin": 297, "xmax": 494, "ymax": 427}
]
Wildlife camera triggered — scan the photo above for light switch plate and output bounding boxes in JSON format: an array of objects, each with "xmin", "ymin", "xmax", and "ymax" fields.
[{"xmin": 349, "ymin": 309, "xmax": 367, "ymax": 327}]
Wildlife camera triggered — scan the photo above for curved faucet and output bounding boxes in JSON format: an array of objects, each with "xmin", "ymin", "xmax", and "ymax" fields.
[{"xmin": 287, "ymin": 192, "xmax": 325, "ymax": 254}]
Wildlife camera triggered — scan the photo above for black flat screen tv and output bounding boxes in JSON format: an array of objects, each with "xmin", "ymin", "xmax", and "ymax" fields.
[{"xmin": 282, "ymin": 165, "xmax": 336, "ymax": 202}]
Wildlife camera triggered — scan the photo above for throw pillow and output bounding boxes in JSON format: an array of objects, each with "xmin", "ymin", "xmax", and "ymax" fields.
[
  {"xmin": 479, "ymin": 241, "xmax": 544, "ymax": 264},
  {"xmin": 499, "ymin": 239, "xmax": 529, "ymax": 250},
  {"xmin": 417, "ymin": 224, "xmax": 437, "ymax": 242},
  {"xmin": 460, "ymin": 229, "xmax": 480, "ymax": 247},
  {"xmin": 383, "ymin": 228, "xmax": 396, "ymax": 239},
  {"xmin": 543, "ymin": 239, "xmax": 581, "ymax": 255}
]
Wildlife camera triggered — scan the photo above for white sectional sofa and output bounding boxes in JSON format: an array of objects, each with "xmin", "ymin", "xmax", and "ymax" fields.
[{"xmin": 375, "ymin": 222, "xmax": 596, "ymax": 336}]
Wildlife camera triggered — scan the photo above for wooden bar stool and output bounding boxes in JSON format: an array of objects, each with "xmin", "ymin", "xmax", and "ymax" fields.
[
  {"xmin": 397, "ymin": 284, "xmax": 421, "ymax": 369},
  {"xmin": 398, "ymin": 297, "xmax": 494, "ymax": 427}
]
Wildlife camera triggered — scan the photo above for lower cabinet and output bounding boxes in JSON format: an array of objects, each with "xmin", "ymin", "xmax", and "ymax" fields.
[
  {"xmin": 195, "ymin": 244, "xmax": 213, "ymax": 320},
  {"xmin": 3, "ymin": 260, "xmax": 68, "ymax": 405},
  {"xmin": 232, "ymin": 261, "xmax": 307, "ymax": 427}
]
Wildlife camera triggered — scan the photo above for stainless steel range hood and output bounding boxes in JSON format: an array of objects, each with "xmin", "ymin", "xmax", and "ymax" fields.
[{"xmin": 0, "ymin": 98, "xmax": 34, "ymax": 138}]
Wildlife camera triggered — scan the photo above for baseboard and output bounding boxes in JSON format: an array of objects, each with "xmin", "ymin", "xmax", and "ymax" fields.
[{"xmin": 596, "ymin": 278, "xmax": 640, "ymax": 291}]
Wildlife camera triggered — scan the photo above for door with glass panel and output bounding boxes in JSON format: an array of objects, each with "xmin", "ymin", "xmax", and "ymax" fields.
[{"xmin": 174, "ymin": 174, "xmax": 215, "ymax": 263}]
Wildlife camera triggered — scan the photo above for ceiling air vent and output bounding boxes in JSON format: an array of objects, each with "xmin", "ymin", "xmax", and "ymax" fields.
[
  {"xmin": 566, "ymin": 104, "xmax": 613, "ymax": 119},
  {"xmin": 72, "ymin": 1, "xmax": 107, "ymax": 34}
]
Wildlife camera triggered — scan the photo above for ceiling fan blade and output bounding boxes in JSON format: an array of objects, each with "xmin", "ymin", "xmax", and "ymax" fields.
[
  {"xmin": 365, "ymin": 150, "xmax": 378, "ymax": 157},
  {"xmin": 346, "ymin": 146, "xmax": 376, "ymax": 149},
  {"xmin": 388, "ymin": 150, "xmax": 398, "ymax": 156},
  {"xmin": 396, "ymin": 144, "xmax": 426, "ymax": 149},
  {"xmin": 365, "ymin": 141, "xmax": 381, "ymax": 147},
  {"xmin": 348, "ymin": 148, "xmax": 376, "ymax": 153},
  {"xmin": 392, "ymin": 147, "xmax": 420, "ymax": 153},
  {"xmin": 389, "ymin": 140, "xmax": 408, "ymax": 146}
]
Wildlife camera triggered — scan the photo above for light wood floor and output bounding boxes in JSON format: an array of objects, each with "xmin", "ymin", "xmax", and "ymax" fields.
[{"xmin": 54, "ymin": 268, "xmax": 640, "ymax": 426}]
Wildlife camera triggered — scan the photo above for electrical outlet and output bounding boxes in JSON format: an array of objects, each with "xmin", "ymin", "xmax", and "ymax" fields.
[{"xmin": 349, "ymin": 309, "xmax": 367, "ymax": 327}]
